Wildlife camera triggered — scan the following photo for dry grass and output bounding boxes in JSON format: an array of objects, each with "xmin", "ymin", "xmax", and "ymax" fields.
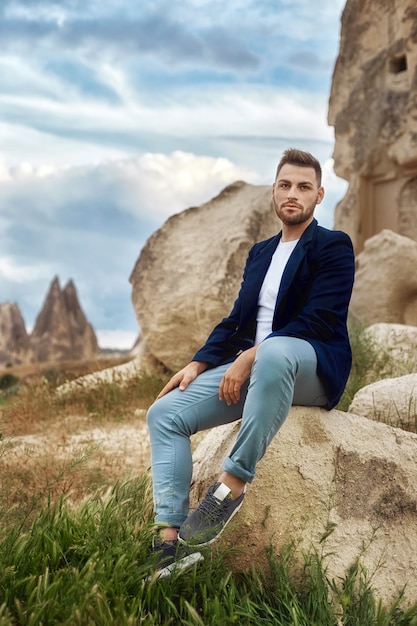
[
  {"xmin": 0, "ymin": 354, "xmax": 132, "ymax": 384},
  {"xmin": 0, "ymin": 358, "xmax": 169, "ymax": 528}
]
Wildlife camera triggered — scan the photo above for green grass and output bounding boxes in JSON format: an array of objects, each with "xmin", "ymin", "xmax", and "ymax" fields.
[
  {"xmin": 337, "ymin": 315, "xmax": 400, "ymax": 412},
  {"xmin": 0, "ymin": 477, "xmax": 416, "ymax": 625}
]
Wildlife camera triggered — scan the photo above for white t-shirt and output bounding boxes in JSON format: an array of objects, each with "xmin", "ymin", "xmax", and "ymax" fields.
[{"xmin": 254, "ymin": 239, "xmax": 299, "ymax": 345}]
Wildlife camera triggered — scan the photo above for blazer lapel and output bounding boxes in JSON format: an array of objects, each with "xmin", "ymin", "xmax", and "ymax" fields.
[
  {"xmin": 240, "ymin": 234, "xmax": 280, "ymax": 322},
  {"xmin": 273, "ymin": 219, "xmax": 316, "ymax": 321}
]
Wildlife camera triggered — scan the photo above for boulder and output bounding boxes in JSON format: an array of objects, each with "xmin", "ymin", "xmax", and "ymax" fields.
[
  {"xmin": 130, "ymin": 181, "xmax": 278, "ymax": 371},
  {"xmin": 349, "ymin": 230, "xmax": 417, "ymax": 326},
  {"xmin": 189, "ymin": 406, "xmax": 417, "ymax": 607},
  {"xmin": 349, "ymin": 373, "xmax": 417, "ymax": 432},
  {"xmin": 363, "ymin": 323, "xmax": 417, "ymax": 374}
]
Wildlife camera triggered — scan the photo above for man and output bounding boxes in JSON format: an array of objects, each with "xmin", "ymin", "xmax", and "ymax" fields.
[{"xmin": 146, "ymin": 148, "xmax": 355, "ymax": 578}]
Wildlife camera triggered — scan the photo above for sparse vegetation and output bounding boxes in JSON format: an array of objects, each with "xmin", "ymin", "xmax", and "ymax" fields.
[
  {"xmin": 337, "ymin": 315, "xmax": 400, "ymax": 412},
  {"xmin": 0, "ymin": 372, "xmax": 20, "ymax": 391},
  {"xmin": 0, "ymin": 367, "xmax": 168, "ymax": 435},
  {"xmin": 0, "ymin": 343, "xmax": 416, "ymax": 623}
]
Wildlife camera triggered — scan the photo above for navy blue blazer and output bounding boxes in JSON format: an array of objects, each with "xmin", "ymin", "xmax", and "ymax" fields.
[{"xmin": 192, "ymin": 219, "xmax": 355, "ymax": 410}]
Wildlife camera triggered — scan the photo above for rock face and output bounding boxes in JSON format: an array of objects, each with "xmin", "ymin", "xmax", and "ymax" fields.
[
  {"xmin": 30, "ymin": 277, "xmax": 99, "ymax": 362},
  {"xmin": 329, "ymin": 0, "xmax": 417, "ymax": 252},
  {"xmin": 189, "ymin": 407, "xmax": 417, "ymax": 607},
  {"xmin": 0, "ymin": 302, "xmax": 32, "ymax": 365},
  {"xmin": 130, "ymin": 182, "xmax": 279, "ymax": 371},
  {"xmin": 349, "ymin": 230, "xmax": 417, "ymax": 326}
]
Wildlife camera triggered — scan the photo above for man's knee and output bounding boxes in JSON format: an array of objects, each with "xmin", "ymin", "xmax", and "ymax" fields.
[
  {"xmin": 255, "ymin": 337, "xmax": 294, "ymax": 370},
  {"xmin": 146, "ymin": 400, "xmax": 160, "ymax": 433},
  {"xmin": 146, "ymin": 393, "xmax": 193, "ymax": 438},
  {"xmin": 146, "ymin": 395, "xmax": 173, "ymax": 434}
]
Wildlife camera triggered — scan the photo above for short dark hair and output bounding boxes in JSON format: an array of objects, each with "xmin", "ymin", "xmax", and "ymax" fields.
[{"xmin": 275, "ymin": 148, "xmax": 322, "ymax": 186}]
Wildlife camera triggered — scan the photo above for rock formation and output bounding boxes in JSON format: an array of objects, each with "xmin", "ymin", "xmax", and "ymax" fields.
[
  {"xmin": 0, "ymin": 302, "xmax": 32, "ymax": 365},
  {"xmin": 130, "ymin": 181, "xmax": 278, "ymax": 371},
  {"xmin": 349, "ymin": 230, "xmax": 417, "ymax": 326},
  {"xmin": 329, "ymin": 0, "xmax": 417, "ymax": 252},
  {"xmin": 30, "ymin": 276, "xmax": 99, "ymax": 362},
  {"xmin": 189, "ymin": 407, "xmax": 417, "ymax": 607}
]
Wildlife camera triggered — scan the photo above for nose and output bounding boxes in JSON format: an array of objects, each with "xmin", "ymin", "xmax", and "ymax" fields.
[{"xmin": 287, "ymin": 185, "xmax": 298, "ymax": 198}]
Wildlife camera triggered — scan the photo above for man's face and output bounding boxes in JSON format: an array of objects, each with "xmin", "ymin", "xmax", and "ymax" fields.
[{"xmin": 272, "ymin": 163, "xmax": 324, "ymax": 226}]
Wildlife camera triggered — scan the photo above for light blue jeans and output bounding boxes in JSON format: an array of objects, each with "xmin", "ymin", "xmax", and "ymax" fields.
[{"xmin": 146, "ymin": 337, "xmax": 328, "ymax": 527}]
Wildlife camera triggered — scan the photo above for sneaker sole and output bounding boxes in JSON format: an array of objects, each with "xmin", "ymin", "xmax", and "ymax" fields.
[
  {"xmin": 178, "ymin": 498, "xmax": 245, "ymax": 548},
  {"xmin": 155, "ymin": 551, "xmax": 204, "ymax": 579}
]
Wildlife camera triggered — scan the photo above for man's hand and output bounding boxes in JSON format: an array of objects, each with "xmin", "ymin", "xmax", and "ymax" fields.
[
  {"xmin": 219, "ymin": 346, "xmax": 257, "ymax": 406},
  {"xmin": 157, "ymin": 361, "xmax": 208, "ymax": 399}
]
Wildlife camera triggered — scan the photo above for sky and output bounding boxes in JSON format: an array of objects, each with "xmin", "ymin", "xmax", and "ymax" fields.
[{"xmin": 0, "ymin": 0, "xmax": 348, "ymax": 350}]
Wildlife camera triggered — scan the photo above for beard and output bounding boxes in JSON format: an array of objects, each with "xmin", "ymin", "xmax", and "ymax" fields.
[{"xmin": 274, "ymin": 195, "xmax": 318, "ymax": 226}]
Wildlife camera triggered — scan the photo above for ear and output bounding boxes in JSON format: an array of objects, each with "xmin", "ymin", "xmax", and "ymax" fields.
[{"xmin": 316, "ymin": 186, "xmax": 325, "ymax": 204}]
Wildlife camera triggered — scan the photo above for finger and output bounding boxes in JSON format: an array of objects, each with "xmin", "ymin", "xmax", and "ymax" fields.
[
  {"xmin": 221, "ymin": 378, "xmax": 235, "ymax": 406},
  {"xmin": 157, "ymin": 375, "xmax": 180, "ymax": 399},
  {"xmin": 180, "ymin": 369, "xmax": 200, "ymax": 391},
  {"xmin": 179, "ymin": 377, "xmax": 190, "ymax": 391},
  {"xmin": 219, "ymin": 377, "xmax": 226, "ymax": 401},
  {"xmin": 220, "ymin": 376, "xmax": 233, "ymax": 404},
  {"xmin": 231, "ymin": 383, "xmax": 241, "ymax": 403},
  {"xmin": 226, "ymin": 382, "xmax": 238, "ymax": 404}
]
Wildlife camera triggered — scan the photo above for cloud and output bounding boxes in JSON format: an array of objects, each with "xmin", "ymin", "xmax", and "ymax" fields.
[
  {"xmin": 96, "ymin": 329, "xmax": 137, "ymax": 351},
  {"xmin": 0, "ymin": 256, "xmax": 52, "ymax": 284},
  {"xmin": 45, "ymin": 59, "xmax": 121, "ymax": 104},
  {"xmin": 0, "ymin": 0, "xmax": 343, "ymax": 77},
  {"xmin": 1, "ymin": 80, "xmax": 334, "ymax": 166},
  {"xmin": 0, "ymin": 150, "xmax": 256, "ymax": 218},
  {"xmin": 0, "ymin": 3, "xmax": 260, "ymax": 73}
]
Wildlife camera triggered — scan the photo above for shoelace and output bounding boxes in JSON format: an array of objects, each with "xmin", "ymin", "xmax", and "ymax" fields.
[{"xmin": 198, "ymin": 493, "xmax": 231, "ymax": 522}]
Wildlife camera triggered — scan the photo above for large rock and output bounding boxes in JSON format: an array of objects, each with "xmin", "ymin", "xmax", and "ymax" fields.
[
  {"xmin": 0, "ymin": 302, "xmax": 32, "ymax": 365},
  {"xmin": 31, "ymin": 277, "xmax": 99, "ymax": 362},
  {"xmin": 349, "ymin": 230, "xmax": 417, "ymax": 326},
  {"xmin": 363, "ymin": 323, "xmax": 417, "ymax": 374},
  {"xmin": 328, "ymin": 0, "xmax": 417, "ymax": 252},
  {"xmin": 189, "ymin": 407, "xmax": 417, "ymax": 607},
  {"xmin": 130, "ymin": 182, "xmax": 278, "ymax": 371},
  {"xmin": 349, "ymin": 373, "xmax": 417, "ymax": 432}
]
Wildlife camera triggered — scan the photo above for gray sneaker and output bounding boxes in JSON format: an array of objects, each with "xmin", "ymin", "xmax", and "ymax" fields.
[
  {"xmin": 178, "ymin": 482, "xmax": 246, "ymax": 547},
  {"xmin": 147, "ymin": 538, "xmax": 204, "ymax": 579}
]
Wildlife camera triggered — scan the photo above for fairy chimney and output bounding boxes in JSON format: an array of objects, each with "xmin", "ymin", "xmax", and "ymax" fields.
[
  {"xmin": 30, "ymin": 277, "xmax": 99, "ymax": 362},
  {"xmin": 0, "ymin": 302, "xmax": 32, "ymax": 365},
  {"xmin": 329, "ymin": 0, "xmax": 417, "ymax": 252}
]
